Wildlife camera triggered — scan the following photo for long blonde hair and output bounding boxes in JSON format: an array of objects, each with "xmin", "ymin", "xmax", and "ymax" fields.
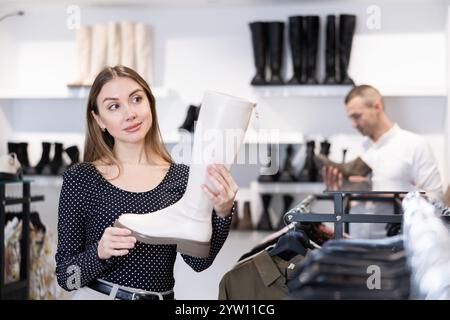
[{"xmin": 83, "ymin": 65, "xmax": 172, "ymax": 176}]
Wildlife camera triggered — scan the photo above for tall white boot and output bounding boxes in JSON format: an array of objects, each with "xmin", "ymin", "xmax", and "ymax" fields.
[
  {"xmin": 115, "ymin": 91, "xmax": 255, "ymax": 257},
  {"xmin": 68, "ymin": 25, "xmax": 91, "ymax": 87},
  {"xmin": 135, "ymin": 22, "xmax": 152, "ymax": 83},
  {"xmin": 107, "ymin": 22, "xmax": 121, "ymax": 68},
  {"xmin": 119, "ymin": 21, "xmax": 135, "ymax": 69},
  {"xmin": 86, "ymin": 24, "xmax": 108, "ymax": 86}
]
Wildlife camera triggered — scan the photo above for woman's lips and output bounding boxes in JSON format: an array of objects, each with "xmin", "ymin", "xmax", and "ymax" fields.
[{"xmin": 124, "ymin": 122, "xmax": 142, "ymax": 132}]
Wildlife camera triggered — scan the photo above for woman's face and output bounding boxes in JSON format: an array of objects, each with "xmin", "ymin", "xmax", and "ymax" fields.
[{"xmin": 93, "ymin": 77, "xmax": 152, "ymax": 144}]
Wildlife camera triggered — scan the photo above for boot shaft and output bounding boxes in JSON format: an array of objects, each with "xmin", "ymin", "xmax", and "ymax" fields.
[
  {"xmin": 267, "ymin": 21, "xmax": 285, "ymax": 84},
  {"xmin": 249, "ymin": 22, "xmax": 268, "ymax": 85},
  {"xmin": 339, "ymin": 14, "xmax": 357, "ymax": 84},
  {"xmin": 288, "ymin": 16, "xmax": 306, "ymax": 84},
  {"xmin": 305, "ymin": 16, "xmax": 320, "ymax": 84},
  {"xmin": 323, "ymin": 15, "xmax": 338, "ymax": 84}
]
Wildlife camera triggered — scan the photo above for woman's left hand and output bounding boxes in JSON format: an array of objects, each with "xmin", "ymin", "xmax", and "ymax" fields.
[{"xmin": 201, "ymin": 164, "xmax": 239, "ymax": 218}]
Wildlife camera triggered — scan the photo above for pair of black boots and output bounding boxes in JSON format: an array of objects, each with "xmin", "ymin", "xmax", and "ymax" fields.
[
  {"xmin": 288, "ymin": 14, "xmax": 356, "ymax": 85},
  {"xmin": 8, "ymin": 142, "xmax": 80, "ymax": 176},
  {"xmin": 35, "ymin": 142, "xmax": 80, "ymax": 175},
  {"xmin": 179, "ymin": 104, "xmax": 201, "ymax": 133},
  {"xmin": 249, "ymin": 14, "xmax": 356, "ymax": 85},
  {"xmin": 258, "ymin": 141, "xmax": 330, "ymax": 183}
]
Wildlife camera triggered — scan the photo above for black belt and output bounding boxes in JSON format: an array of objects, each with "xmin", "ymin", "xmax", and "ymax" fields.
[{"xmin": 87, "ymin": 280, "xmax": 174, "ymax": 300}]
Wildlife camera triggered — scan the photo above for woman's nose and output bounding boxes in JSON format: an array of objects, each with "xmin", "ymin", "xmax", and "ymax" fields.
[{"xmin": 124, "ymin": 105, "xmax": 137, "ymax": 121}]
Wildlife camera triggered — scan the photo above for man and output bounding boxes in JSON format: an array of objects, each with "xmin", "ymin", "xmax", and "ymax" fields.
[{"xmin": 321, "ymin": 84, "xmax": 443, "ymax": 238}]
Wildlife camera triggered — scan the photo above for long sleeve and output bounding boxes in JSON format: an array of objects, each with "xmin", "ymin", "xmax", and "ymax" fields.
[
  {"xmin": 55, "ymin": 169, "xmax": 109, "ymax": 291},
  {"xmin": 181, "ymin": 208, "xmax": 232, "ymax": 272}
]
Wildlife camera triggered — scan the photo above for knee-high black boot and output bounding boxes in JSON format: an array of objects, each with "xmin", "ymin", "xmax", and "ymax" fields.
[
  {"xmin": 288, "ymin": 16, "xmax": 305, "ymax": 84},
  {"xmin": 304, "ymin": 16, "xmax": 320, "ymax": 84},
  {"xmin": 339, "ymin": 14, "xmax": 356, "ymax": 85},
  {"xmin": 267, "ymin": 21, "xmax": 285, "ymax": 85},
  {"xmin": 249, "ymin": 22, "xmax": 268, "ymax": 85},
  {"xmin": 323, "ymin": 15, "xmax": 338, "ymax": 84}
]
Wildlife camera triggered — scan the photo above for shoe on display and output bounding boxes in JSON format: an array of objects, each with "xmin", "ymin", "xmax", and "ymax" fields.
[
  {"xmin": 65, "ymin": 145, "xmax": 80, "ymax": 169},
  {"xmin": 237, "ymin": 201, "xmax": 254, "ymax": 231},
  {"xmin": 322, "ymin": 15, "xmax": 338, "ymax": 84},
  {"xmin": 34, "ymin": 142, "xmax": 52, "ymax": 175},
  {"xmin": 288, "ymin": 16, "xmax": 305, "ymax": 84},
  {"xmin": 338, "ymin": 14, "xmax": 357, "ymax": 85},
  {"xmin": 179, "ymin": 104, "xmax": 200, "ymax": 133},
  {"xmin": 0, "ymin": 153, "xmax": 23, "ymax": 181},
  {"xmin": 249, "ymin": 21, "xmax": 268, "ymax": 85},
  {"xmin": 115, "ymin": 91, "xmax": 255, "ymax": 257},
  {"xmin": 49, "ymin": 142, "xmax": 65, "ymax": 175},
  {"xmin": 267, "ymin": 21, "xmax": 285, "ymax": 85}
]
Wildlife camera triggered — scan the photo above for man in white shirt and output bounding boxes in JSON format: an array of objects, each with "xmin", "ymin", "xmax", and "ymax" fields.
[{"xmin": 323, "ymin": 84, "xmax": 443, "ymax": 238}]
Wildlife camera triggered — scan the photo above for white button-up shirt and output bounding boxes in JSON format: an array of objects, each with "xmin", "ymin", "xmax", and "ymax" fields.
[{"xmin": 350, "ymin": 124, "xmax": 443, "ymax": 238}]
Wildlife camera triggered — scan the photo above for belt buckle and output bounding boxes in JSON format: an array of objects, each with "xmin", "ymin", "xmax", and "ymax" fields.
[{"xmin": 131, "ymin": 291, "xmax": 163, "ymax": 300}]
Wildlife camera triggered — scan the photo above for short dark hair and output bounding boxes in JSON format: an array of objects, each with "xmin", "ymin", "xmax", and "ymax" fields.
[{"xmin": 344, "ymin": 84, "xmax": 383, "ymax": 107}]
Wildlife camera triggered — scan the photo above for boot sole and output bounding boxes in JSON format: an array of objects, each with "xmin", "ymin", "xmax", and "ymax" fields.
[{"xmin": 114, "ymin": 220, "xmax": 211, "ymax": 258}]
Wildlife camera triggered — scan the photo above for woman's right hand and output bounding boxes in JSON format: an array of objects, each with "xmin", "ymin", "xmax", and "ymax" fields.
[{"xmin": 98, "ymin": 227, "xmax": 137, "ymax": 260}]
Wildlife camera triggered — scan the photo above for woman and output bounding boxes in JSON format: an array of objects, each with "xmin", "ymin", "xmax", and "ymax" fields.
[{"xmin": 55, "ymin": 65, "xmax": 237, "ymax": 300}]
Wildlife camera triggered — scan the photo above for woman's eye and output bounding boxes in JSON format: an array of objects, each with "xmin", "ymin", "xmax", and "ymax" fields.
[
  {"xmin": 132, "ymin": 95, "xmax": 142, "ymax": 103},
  {"xmin": 109, "ymin": 104, "xmax": 119, "ymax": 111}
]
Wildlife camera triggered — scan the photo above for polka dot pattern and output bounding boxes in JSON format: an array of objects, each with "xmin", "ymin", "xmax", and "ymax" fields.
[{"xmin": 55, "ymin": 162, "xmax": 232, "ymax": 292}]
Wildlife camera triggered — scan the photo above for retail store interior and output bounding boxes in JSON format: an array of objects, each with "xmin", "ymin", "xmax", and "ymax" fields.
[{"xmin": 1, "ymin": 0, "xmax": 450, "ymax": 300}]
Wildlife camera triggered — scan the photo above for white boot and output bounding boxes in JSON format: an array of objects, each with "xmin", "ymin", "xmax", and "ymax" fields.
[
  {"xmin": 107, "ymin": 22, "xmax": 121, "ymax": 67},
  {"xmin": 119, "ymin": 21, "xmax": 135, "ymax": 69},
  {"xmin": 135, "ymin": 22, "xmax": 152, "ymax": 83},
  {"xmin": 68, "ymin": 25, "xmax": 91, "ymax": 87},
  {"xmin": 86, "ymin": 24, "xmax": 108, "ymax": 86},
  {"xmin": 115, "ymin": 91, "xmax": 255, "ymax": 257}
]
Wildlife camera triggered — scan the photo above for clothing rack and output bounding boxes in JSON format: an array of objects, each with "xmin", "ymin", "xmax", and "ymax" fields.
[{"xmin": 0, "ymin": 180, "xmax": 45, "ymax": 300}]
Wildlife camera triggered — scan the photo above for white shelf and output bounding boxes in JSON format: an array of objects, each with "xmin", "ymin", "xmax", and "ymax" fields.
[
  {"xmin": 25, "ymin": 176, "xmax": 63, "ymax": 187},
  {"xmin": 0, "ymin": 87, "xmax": 170, "ymax": 100},
  {"xmin": 252, "ymin": 85, "xmax": 354, "ymax": 98},
  {"xmin": 161, "ymin": 130, "xmax": 304, "ymax": 144},
  {"xmin": 252, "ymin": 85, "xmax": 447, "ymax": 98},
  {"xmin": 251, "ymin": 181, "xmax": 326, "ymax": 194}
]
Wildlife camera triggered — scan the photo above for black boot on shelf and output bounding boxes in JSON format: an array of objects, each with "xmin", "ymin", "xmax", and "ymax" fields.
[
  {"xmin": 339, "ymin": 14, "xmax": 357, "ymax": 85},
  {"xmin": 267, "ymin": 21, "xmax": 285, "ymax": 85},
  {"xmin": 50, "ymin": 143, "xmax": 64, "ymax": 175},
  {"xmin": 278, "ymin": 144, "xmax": 296, "ymax": 182},
  {"xmin": 18, "ymin": 142, "xmax": 33, "ymax": 175},
  {"xmin": 179, "ymin": 104, "xmax": 200, "ymax": 133},
  {"xmin": 258, "ymin": 144, "xmax": 279, "ymax": 182},
  {"xmin": 276, "ymin": 194, "xmax": 294, "ymax": 230},
  {"xmin": 237, "ymin": 201, "xmax": 254, "ymax": 231},
  {"xmin": 257, "ymin": 194, "xmax": 274, "ymax": 231},
  {"xmin": 323, "ymin": 15, "xmax": 338, "ymax": 84},
  {"xmin": 249, "ymin": 22, "xmax": 268, "ymax": 85},
  {"xmin": 320, "ymin": 139, "xmax": 331, "ymax": 157},
  {"xmin": 297, "ymin": 140, "xmax": 319, "ymax": 182},
  {"xmin": 304, "ymin": 16, "xmax": 320, "ymax": 84},
  {"xmin": 65, "ymin": 145, "xmax": 80, "ymax": 169},
  {"xmin": 288, "ymin": 16, "xmax": 306, "ymax": 84},
  {"xmin": 317, "ymin": 139, "xmax": 331, "ymax": 182},
  {"xmin": 35, "ymin": 142, "xmax": 52, "ymax": 175}
]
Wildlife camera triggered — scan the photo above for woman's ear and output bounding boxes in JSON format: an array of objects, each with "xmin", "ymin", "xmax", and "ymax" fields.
[{"xmin": 91, "ymin": 110, "xmax": 106, "ymax": 130}]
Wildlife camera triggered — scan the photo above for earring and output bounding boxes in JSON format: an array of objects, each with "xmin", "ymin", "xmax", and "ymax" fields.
[{"xmin": 101, "ymin": 126, "xmax": 106, "ymax": 132}]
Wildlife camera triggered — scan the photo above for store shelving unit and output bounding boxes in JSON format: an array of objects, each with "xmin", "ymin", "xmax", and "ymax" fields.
[{"xmin": 0, "ymin": 180, "xmax": 45, "ymax": 300}]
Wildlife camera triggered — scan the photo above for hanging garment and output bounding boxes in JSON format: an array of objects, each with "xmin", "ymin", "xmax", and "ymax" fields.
[
  {"xmin": 29, "ymin": 225, "xmax": 58, "ymax": 300},
  {"xmin": 4, "ymin": 220, "xmax": 22, "ymax": 284},
  {"xmin": 219, "ymin": 250, "xmax": 304, "ymax": 300}
]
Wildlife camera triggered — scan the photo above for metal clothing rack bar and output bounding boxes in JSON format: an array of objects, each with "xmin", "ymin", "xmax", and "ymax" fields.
[{"xmin": 284, "ymin": 180, "xmax": 416, "ymax": 240}]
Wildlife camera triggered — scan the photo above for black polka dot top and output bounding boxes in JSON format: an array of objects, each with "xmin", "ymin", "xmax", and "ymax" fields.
[{"xmin": 55, "ymin": 162, "xmax": 232, "ymax": 293}]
